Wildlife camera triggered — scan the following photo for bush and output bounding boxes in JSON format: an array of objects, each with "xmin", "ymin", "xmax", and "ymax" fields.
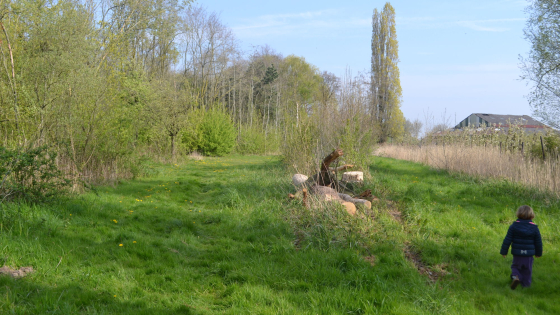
[
  {"xmin": 198, "ymin": 108, "xmax": 237, "ymax": 157},
  {"xmin": 236, "ymin": 125, "xmax": 265, "ymax": 155},
  {"xmin": 528, "ymin": 132, "xmax": 560, "ymax": 160},
  {"xmin": 281, "ymin": 118, "xmax": 321, "ymax": 174},
  {"xmin": 0, "ymin": 146, "xmax": 69, "ymax": 203},
  {"xmin": 181, "ymin": 108, "xmax": 205, "ymax": 154},
  {"xmin": 338, "ymin": 117, "xmax": 377, "ymax": 171}
]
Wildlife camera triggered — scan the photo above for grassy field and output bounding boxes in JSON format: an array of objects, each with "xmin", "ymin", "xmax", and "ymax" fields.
[{"xmin": 0, "ymin": 155, "xmax": 559, "ymax": 314}]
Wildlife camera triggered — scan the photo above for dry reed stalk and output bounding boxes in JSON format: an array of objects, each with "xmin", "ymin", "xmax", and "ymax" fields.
[
  {"xmin": 188, "ymin": 151, "xmax": 204, "ymax": 161},
  {"xmin": 377, "ymin": 144, "xmax": 560, "ymax": 197},
  {"xmin": 56, "ymin": 154, "xmax": 135, "ymax": 187}
]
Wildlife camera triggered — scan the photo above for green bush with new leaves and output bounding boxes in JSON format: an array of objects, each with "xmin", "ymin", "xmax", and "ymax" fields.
[
  {"xmin": 0, "ymin": 146, "xmax": 69, "ymax": 203},
  {"xmin": 194, "ymin": 108, "xmax": 237, "ymax": 157}
]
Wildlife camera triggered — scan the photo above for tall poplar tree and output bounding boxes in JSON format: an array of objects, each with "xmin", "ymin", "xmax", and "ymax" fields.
[{"xmin": 371, "ymin": 2, "xmax": 404, "ymax": 142}]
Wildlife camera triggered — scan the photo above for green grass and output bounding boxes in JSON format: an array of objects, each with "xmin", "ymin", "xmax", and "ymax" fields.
[{"xmin": 0, "ymin": 155, "xmax": 559, "ymax": 314}]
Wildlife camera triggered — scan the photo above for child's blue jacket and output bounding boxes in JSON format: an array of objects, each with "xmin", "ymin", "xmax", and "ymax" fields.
[{"xmin": 500, "ymin": 219, "xmax": 543, "ymax": 257}]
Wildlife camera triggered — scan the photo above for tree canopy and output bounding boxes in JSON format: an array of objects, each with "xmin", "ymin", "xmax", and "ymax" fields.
[
  {"xmin": 0, "ymin": 0, "xmax": 408, "ymax": 182},
  {"xmin": 521, "ymin": 0, "xmax": 560, "ymax": 129}
]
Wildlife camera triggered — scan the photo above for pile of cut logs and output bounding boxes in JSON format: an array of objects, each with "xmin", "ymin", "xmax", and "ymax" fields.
[{"xmin": 288, "ymin": 149, "xmax": 377, "ymax": 215}]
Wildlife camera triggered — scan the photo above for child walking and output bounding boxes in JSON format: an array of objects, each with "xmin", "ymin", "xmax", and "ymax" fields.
[{"xmin": 500, "ymin": 205, "xmax": 543, "ymax": 290}]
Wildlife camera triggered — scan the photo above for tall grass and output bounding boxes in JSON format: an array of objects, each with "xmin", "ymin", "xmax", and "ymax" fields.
[{"xmin": 377, "ymin": 144, "xmax": 560, "ymax": 196}]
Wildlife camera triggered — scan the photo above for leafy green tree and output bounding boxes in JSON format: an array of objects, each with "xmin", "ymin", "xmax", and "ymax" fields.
[
  {"xmin": 371, "ymin": 2, "xmax": 405, "ymax": 142},
  {"xmin": 520, "ymin": 0, "xmax": 560, "ymax": 129},
  {"xmin": 281, "ymin": 55, "xmax": 322, "ymax": 128}
]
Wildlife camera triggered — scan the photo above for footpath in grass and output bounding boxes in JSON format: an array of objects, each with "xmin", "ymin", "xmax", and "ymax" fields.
[{"xmin": 0, "ymin": 155, "xmax": 559, "ymax": 314}]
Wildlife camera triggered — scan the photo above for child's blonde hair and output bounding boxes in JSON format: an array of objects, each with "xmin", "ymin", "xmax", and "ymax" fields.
[{"xmin": 516, "ymin": 205, "xmax": 535, "ymax": 220}]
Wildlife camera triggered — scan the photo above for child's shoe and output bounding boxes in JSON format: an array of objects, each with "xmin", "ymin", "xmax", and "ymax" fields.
[{"xmin": 510, "ymin": 276, "xmax": 520, "ymax": 290}]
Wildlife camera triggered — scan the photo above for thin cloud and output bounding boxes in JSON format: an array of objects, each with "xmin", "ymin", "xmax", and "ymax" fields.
[
  {"xmin": 232, "ymin": 9, "xmax": 368, "ymax": 39},
  {"xmin": 458, "ymin": 21, "xmax": 509, "ymax": 32},
  {"xmin": 457, "ymin": 18, "xmax": 525, "ymax": 32},
  {"xmin": 396, "ymin": 16, "xmax": 525, "ymax": 31},
  {"xmin": 407, "ymin": 63, "xmax": 519, "ymax": 73}
]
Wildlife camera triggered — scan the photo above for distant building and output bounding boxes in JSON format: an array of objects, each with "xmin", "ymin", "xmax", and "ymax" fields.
[{"xmin": 454, "ymin": 114, "xmax": 549, "ymax": 133}]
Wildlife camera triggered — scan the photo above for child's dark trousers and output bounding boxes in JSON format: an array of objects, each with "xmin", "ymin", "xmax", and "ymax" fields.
[{"xmin": 511, "ymin": 255, "xmax": 534, "ymax": 287}]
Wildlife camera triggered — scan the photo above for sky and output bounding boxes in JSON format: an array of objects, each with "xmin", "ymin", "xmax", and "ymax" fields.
[{"xmin": 198, "ymin": 0, "xmax": 532, "ymax": 128}]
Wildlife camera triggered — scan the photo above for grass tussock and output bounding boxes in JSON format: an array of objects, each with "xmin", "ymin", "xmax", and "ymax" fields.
[{"xmin": 377, "ymin": 144, "xmax": 560, "ymax": 196}]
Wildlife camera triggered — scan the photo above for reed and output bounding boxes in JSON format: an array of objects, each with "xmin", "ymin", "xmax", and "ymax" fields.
[{"xmin": 377, "ymin": 144, "xmax": 560, "ymax": 196}]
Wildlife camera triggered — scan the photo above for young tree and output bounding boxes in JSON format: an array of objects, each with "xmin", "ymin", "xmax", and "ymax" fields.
[
  {"xmin": 370, "ymin": 2, "xmax": 404, "ymax": 142},
  {"xmin": 520, "ymin": 0, "xmax": 560, "ymax": 129}
]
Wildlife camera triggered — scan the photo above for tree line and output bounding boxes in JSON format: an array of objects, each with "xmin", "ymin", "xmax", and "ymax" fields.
[{"xmin": 0, "ymin": 0, "xmax": 407, "ymax": 186}]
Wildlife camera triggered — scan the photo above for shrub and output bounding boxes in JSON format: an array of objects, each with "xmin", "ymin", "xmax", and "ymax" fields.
[
  {"xmin": 281, "ymin": 118, "xmax": 321, "ymax": 174},
  {"xmin": 198, "ymin": 108, "xmax": 237, "ymax": 157},
  {"xmin": 181, "ymin": 108, "xmax": 205, "ymax": 154},
  {"xmin": 0, "ymin": 146, "xmax": 69, "ymax": 203},
  {"xmin": 236, "ymin": 125, "xmax": 266, "ymax": 155},
  {"xmin": 338, "ymin": 117, "xmax": 377, "ymax": 171}
]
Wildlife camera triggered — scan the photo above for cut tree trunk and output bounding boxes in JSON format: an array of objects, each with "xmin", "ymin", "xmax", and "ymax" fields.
[{"xmin": 318, "ymin": 148, "xmax": 343, "ymax": 187}]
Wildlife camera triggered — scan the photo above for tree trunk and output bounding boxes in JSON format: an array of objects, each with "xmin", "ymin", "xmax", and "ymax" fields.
[{"xmin": 318, "ymin": 148, "xmax": 343, "ymax": 187}]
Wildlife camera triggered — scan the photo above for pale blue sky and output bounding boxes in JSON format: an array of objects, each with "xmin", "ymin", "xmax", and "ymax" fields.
[{"xmin": 199, "ymin": 0, "xmax": 531, "ymax": 127}]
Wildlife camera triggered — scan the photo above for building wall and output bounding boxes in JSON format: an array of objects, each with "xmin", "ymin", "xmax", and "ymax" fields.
[{"xmin": 456, "ymin": 114, "xmax": 486, "ymax": 128}]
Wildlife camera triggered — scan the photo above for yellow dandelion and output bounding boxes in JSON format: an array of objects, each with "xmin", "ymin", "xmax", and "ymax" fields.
[
  {"xmin": 190, "ymin": 201, "xmax": 192, "ymax": 203},
  {"xmin": 133, "ymin": 241, "xmax": 137, "ymax": 243},
  {"xmin": 70, "ymin": 214, "xmax": 72, "ymax": 216},
  {"xmin": 119, "ymin": 244, "xmax": 123, "ymax": 246},
  {"xmin": 114, "ymin": 295, "xmax": 117, "ymax": 297}
]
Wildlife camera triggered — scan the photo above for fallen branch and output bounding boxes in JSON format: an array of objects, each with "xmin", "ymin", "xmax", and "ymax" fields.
[{"xmin": 329, "ymin": 164, "xmax": 354, "ymax": 172}]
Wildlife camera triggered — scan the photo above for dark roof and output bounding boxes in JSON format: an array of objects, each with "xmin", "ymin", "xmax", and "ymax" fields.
[{"xmin": 473, "ymin": 114, "xmax": 546, "ymax": 128}]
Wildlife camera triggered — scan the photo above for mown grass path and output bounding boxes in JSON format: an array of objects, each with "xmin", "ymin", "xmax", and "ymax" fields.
[{"xmin": 0, "ymin": 156, "xmax": 559, "ymax": 314}]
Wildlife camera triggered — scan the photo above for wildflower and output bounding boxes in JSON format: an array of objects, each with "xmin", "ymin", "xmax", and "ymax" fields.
[
  {"xmin": 113, "ymin": 220, "xmax": 118, "ymax": 223},
  {"xmin": 133, "ymin": 241, "xmax": 137, "ymax": 243},
  {"xmin": 119, "ymin": 244, "xmax": 123, "ymax": 246},
  {"xmin": 70, "ymin": 214, "xmax": 72, "ymax": 216},
  {"xmin": 114, "ymin": 295, "xmax": 117, "ymax": 297}
]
